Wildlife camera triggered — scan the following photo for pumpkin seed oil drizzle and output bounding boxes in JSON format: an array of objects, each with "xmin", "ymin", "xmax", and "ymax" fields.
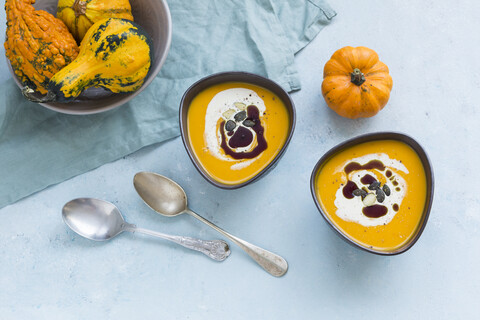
[
  {"xmin": 342, "ymin": 160, "xmax": 402, "ymax": 218},
  {"xmin": 219, "ymin": 105, "xmax": 267, "ymax": 160}
]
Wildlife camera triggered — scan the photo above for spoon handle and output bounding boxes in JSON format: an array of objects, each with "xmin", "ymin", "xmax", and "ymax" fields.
[
  {"xmin": 124, "ymin": 224, "xmax": 231, "ymax": 261},
  {"xmin": 185, "ymin": 209, "xmax": 288, "ymax": 277}
]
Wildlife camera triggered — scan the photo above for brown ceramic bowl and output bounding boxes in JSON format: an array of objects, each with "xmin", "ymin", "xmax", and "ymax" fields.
[
  {"xmin": 310, "ymin": 132, "xmax": 434, "ymax": 255},
  {"xmin": 179, "ymin": 71, "xmax": 296, "ymax": 189},
  {"xmin": 7, "ymin": 0, "xmax": 172, "ymax": 115}
]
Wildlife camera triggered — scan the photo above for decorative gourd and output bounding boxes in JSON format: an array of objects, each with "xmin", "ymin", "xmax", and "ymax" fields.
[
  {"xmin": 4, "ymin": 0, "xmax": 79, "ymax": 95},
  {"xmin": 57, "ymin": 0, "xmax": 134, "ymax": 43},
  {"xmin": 23, "ymin": 18, "xmax": 153, "ymax": 103},
  {"xmin": 322, "ymin": 46, "xmax": 393, "ymax": 119}
]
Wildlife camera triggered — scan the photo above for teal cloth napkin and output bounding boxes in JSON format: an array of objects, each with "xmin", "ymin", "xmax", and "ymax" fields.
[{"xmin": 0, "ymin": 0, "xmax": 335, "ymax": 208}]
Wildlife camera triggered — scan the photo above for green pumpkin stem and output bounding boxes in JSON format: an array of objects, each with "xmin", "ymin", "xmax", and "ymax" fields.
[
  {"xmin": 350, "ymin": 68, "xmax": 366, "ymax": 86},
  {"xmin": 22, "ymin": 86, "xmax": 56, "ymax": 103}
]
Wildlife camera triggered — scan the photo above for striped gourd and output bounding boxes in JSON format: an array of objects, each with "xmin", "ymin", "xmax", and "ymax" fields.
[{"xmin": 57, "ymin": 0, "xmax": 134, "ymax": 43}]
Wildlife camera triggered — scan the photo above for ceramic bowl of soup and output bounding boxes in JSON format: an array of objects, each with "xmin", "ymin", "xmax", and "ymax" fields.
[
  {"xmin": 180, "ymin": 72, "xmax": 296, "ymax": 189},
  {"xmin": 310, "ymin": 132, "xmax": 434, "ymax": 255}
]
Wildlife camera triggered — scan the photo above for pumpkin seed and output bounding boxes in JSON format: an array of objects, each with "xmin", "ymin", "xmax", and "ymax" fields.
[
  {"xmin": 353, "ymin": 189, "xmax": 367, "ymax": 197},
  {"xmin": 368, "ymin": 181, "xmax": 381, "ymax": 190},
  {"xmin": 382, "ymin": 184, "xmax": 391, "ymax": 196},
  {"xmin": 222, "ymin": 109, "xmax": 236, "ymax": 119},
  {"xmin": 352, "ymin": 189, "xmax": 362, "ymax": 197},
  {"xmin": 234, "ymin": 111, "xmax": 247, "ymax": 122},
  {"xmin": 243, "ymin": 119, "xmax": 256, "ymax": 127},
  {"xmin": 376, "ymin": 188, "xmax": 385, "ymax": 203},
  {"xmin": 225, "ymin": 120, "xmax": 236, "ymax": 131},
  {"xmin": 363, "ymin": 193, "xmax": 376, "ymax": 206},
  {"xmin": 234, "ymin": 102, "xmax": 247, "ymax": 110}
]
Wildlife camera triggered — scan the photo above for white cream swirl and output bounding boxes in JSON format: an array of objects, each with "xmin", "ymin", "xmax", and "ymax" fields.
[
  {"xmin": 204, "ymin": 88, "xmax": 266, "ymax": 170},
  {"xmin": 334, "ymin": 153, "xmax": 408, "ymax": 227}
]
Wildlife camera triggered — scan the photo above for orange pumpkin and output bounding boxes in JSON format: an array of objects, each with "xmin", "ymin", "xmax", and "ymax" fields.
[
  {"xmin": 321, "ymin": 46, "xmax": 393, "ymax": 119},
  {"xmin": 4, "ymin": 0, "xmax": 79, "ymax": 94}
]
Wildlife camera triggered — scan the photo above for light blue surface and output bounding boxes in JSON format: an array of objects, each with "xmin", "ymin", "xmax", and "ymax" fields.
[
  {"xmin": 0, "ymin": 0, "xmax": 334, "ymax": 208},
  {"xmin": 0, "ymin": 0, "xmax": 479, "ymax": 319}
]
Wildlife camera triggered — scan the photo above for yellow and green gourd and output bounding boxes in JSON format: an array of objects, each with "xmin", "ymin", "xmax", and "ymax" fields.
[
  {"xmin": 57, "ymin": 0, "xmax": 134, "ymax": 43},
  {"xmin": 24, "ymin": 18, "xmax": 153, "ymax": 103}
]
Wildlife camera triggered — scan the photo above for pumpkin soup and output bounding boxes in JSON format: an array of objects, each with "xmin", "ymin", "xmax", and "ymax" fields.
[
  {"xmin": 314, "ymin": 140, "xmax": 427, "ymax": 251},
  {"xmin": 187, "ymin": 82, "xmax": 290, "ymax": 185}
]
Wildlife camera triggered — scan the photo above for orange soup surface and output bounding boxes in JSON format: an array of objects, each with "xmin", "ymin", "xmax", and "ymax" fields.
[
  {"xmin": 187, "ymin": 82, "xmax": 290, "ymax": 185},
  {"xmin": 315, "ymin": 140, "xmax": 427, "ymax": 251}
]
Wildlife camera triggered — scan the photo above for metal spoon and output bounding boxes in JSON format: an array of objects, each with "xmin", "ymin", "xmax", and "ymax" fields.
[
  {"xmin": 62, "ymin": 198, "xmax": 231, "ymax": 261},
  {"xmin": 133, "ymin": 172, "xmax": 288, "ymax": 277}
]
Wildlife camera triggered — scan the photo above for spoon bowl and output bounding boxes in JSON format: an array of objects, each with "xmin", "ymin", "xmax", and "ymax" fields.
[
  {"xmin": 62, "ymin": 198, "xmax": 125, "ymax": 241},
  {"xmin": 62, "ymin": 198, "xmax": 230, "ymax": 261},
  {"xmin": 133, "ymin": 173, "xmax": 187, "ymax": 216},
  {"xmin": 134, "ymin": 171, "xmax": 288, "ymax": 277}
]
